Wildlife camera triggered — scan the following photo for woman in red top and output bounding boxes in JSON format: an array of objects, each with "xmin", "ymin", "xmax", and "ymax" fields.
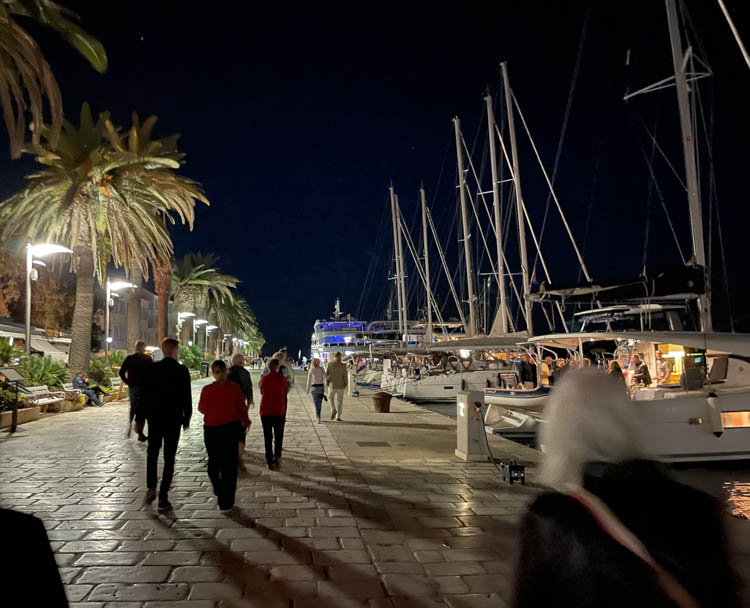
[
  {"xmin": 198, "ymin": 360, "xmax": 251, "ymax": 511},
  {"xmin": 259, "ymin": 357, "xmax": 288, "ymax": 470}
]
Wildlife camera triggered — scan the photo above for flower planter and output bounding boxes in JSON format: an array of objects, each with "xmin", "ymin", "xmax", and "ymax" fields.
[
  {"xmin": 63, "ymin": 400, "xmax": 83, "ymax": 412},
  {"xmin": 102, "ymin": 394, "xmax": 117, "ymax": 404},
  {"xmin": 0, "ymin": 406, "xmax": 40, "ymax": 429}
]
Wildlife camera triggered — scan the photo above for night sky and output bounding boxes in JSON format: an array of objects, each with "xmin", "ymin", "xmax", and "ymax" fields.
[{"xmin": 0, "ymin": 1, "xmax": 748, "ymax": 355}]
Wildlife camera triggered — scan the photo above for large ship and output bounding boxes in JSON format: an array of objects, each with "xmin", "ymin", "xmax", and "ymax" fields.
[{"xmin": 310, "ymin": 299, "xmax": 368, "ymax": 364}]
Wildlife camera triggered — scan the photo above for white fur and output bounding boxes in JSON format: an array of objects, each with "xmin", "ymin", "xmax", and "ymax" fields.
[{"xmin": 539, "ymin": 368, "xmax": 649, "ymax": 489}]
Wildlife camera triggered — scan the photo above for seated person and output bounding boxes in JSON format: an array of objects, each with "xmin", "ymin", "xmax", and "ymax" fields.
[{"xmin": 72, "ymin": 372, "xmax": 103, "ymax": 406}]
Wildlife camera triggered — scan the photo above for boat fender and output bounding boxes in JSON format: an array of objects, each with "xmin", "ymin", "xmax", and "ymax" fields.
[
  {"xmin": 461, "ymin": 378, "xmax": 466, "ymax": 391},
  {"xmin": 486, "ymin": 378, "xmax": 491, "ymax": 388},
  {"xmin": 705, "ymin": 392, "xmax": 723, "ymax": 438}
]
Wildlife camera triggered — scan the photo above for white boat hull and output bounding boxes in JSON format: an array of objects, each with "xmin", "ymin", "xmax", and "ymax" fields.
[
  {"xmin": 385, "ymin": 370, "xmax": 499, "ymax": 403},
  {"xmin": 484, "ymin": 386, "xmax": 550, "ymax": 410},
  {"xmin": 500, "ymin": 387, "xmax": 750, "ymax": 463}
]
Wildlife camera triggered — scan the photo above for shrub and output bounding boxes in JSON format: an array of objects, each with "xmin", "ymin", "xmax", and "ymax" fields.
[
  {"xmin": 0, "ymin": 338, "xmax": 22, "ymax": 365},
  {"xmin": 179, "ymin": 344, "xmax": 205, "ymax": 371},
  {"xmin": 0, "ymin": 387, "xmax": 20, "ymax": 412},
  {"xmin": 88, "ymin": 358, "xmax": 113, "ymax": 385},
  {"xmin": 18, "ymin": 355, "xmax": 68, "ymax": 388},
  {"xmin": 108, "ymin": 349, "xmax": 127, "ymax": 368}
]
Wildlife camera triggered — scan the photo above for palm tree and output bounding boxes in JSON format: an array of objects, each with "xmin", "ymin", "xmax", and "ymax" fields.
[
  {"xmin": 0, "ymin": 103, "xmax": 207, "ymax": 373},
  {"xmin": 0, "ymin": 0, "xmax": 107, "ymax": 157},
  {"xmin": 104, "ymin": 113, "xmax": 209, "ymax": 343},
  {"xmin": 209, "ymin": 292, "xmax": 260, "ymax": 357},
  {"xmin": 171, "ymin": 253, "xmax": 238, "ymax": 344}
]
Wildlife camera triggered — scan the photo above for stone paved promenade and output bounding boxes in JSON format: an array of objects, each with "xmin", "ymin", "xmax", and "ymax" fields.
[{"xmin": 0, "ymin": 372, "xmax": 542, "ymax": 607}]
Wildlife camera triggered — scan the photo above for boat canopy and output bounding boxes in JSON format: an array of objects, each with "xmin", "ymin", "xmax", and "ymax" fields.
[
  {"xmin": 427, "ymin": 333, "xmax": 529, "ymax": 352},
  {"xmin": 529, "ymin": 265, "xmax": 705, "ymax": 304},
  {"xmin": 528, "ymin": 331, "xmax": 750, "ymax": 358}
]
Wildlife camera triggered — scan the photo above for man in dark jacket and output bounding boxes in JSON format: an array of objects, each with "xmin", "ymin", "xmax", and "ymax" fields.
[
  {"xmin": 228, "ymin": 353, "xmax": 254, "ymax": 473},
  {"xmin": 140, "ymin": 338, "xmax": 192, "ymax": 511},
  {"xmin": 515, "ymin": 354, "xmax": 537, "ymax": 389},
  {"xmin": 119, "ymin": 340, "xmax": 153, "ymax": 441}
]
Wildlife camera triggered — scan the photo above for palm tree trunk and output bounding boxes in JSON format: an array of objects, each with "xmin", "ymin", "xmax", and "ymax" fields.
[
  {"xmin": 154, "ymin": 255, "xmax": 171, "ymax": 342},
  {"xmin": 69, "ymin": 245, "xmax": 95, "ymax": 374}
]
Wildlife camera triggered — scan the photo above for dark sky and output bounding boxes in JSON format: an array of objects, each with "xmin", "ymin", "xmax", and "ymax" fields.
[{"xmin": 1, "ymin": 1, "xmax": 748, "ymax": 355}]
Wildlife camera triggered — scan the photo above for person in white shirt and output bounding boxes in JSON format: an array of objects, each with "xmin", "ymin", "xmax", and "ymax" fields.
[{"xmin": 306, "ymin": 358, "xmax": 326, "ymax": 423}]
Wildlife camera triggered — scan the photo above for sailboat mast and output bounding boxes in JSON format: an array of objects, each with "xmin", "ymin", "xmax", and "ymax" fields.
[
  {"xmin": 665, "ymin": 0, "xmax": 711, "ymax": 331},
  {"xmin": 420, "ymin": 186, "xmax": 433, "ymax": 343},
  {"xmin": 395, "ymin": 193, "xmax": 409, "ymax": 340},
  {"xmin": 389, "ymin": 186, "xmax": 404, "ymax": 339},
  {"xmin": 453, "ymin": 117, "xmax": 477, "ymax": 337},
  {"xmin": 501, "ymin": 61, "xmax": 534, "ymax": 335},
  {"xmin": 485, "ymin": 92, "xmax": 508, "ymax": 335}
]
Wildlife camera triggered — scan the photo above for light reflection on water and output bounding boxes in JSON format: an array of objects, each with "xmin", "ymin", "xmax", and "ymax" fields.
[{"xmin": 665, "ymin": 465, "xmax": 750, "ymax": 518}]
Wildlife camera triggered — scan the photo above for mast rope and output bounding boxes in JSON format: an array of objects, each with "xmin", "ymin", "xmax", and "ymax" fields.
[
  {"xmin": 717, "ymin": 0, "xmax": 750, "ymax": 72},
  {"xmin": 530, "ymin": 5, "xmax": 591, "ymax": 282},
  {"xmin": 357, "ymin": 198, "xmax": 389, "ymax": 319}
]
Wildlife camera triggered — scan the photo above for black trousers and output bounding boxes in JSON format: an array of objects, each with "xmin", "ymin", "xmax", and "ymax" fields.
[
  {"xmin": 147, "ymin": 423, "xmax": 181, "ymax": 499},
  {"xmin": 261, "ymin": 415, "xmax": 286, "ymax": 465},
  {"xmin": 204, "ymin": 422, "xmax": 241, "ymax": 509}
]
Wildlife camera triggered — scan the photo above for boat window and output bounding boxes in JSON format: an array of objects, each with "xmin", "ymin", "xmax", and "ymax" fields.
[
  {"xmin": 709, "ymin": 357, "xmax": 729, "ymax": 383},
  {"xmin": 721, "ymin": 412, "xmax": 750, "ymax": 429}
]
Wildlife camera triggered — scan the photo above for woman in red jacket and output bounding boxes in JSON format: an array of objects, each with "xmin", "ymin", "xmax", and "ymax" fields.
[
  {"xmin": 259, "ymin": 357, "xmax": 288, "ymax": 470},
  {"xmin": 198, "ymin": 360, "xmax": 251, "ymax": 511}
]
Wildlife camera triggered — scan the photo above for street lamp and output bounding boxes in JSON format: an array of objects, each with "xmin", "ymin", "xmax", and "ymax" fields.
[
  {"xmin": 25, "ymin": 242, "xmax": 72, "ymax": 356},
  {"xmin": 105, "ymin": 280, "xmax": 136, "ymax": 362}
]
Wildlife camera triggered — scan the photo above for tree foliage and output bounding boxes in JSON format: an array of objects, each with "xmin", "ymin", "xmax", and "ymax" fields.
[
  {"xmin": 19, "ymin": 355, "xmax": 68, "ymax": 388},
  {"xmin": 0, "ymin": 0, "xmax": 107, "ymax": 158},
  {"xmin": 0, "ymin": 338, "xmax": 22, "ymax": 365}
]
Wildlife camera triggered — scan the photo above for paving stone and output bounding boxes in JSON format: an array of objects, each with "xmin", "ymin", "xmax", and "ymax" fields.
[
  {"xmin": 269, "ymin": 565, "xmax": 318, "ymax": 581},
  {"xmin": 64, "ymin": 585, "xmax": 94, "ymax": 602},
  {"xmin": 189, "ymin": 582, "xmax": 243, "ymax": 600},
  {"xmin": 312, "ymin": 549, "xmax": 372, "ymax": 565},
  {"xmin": 434, "ymin": 576, "xmax": 470, "ymax": 594},
  {"xmin": 368, "ymin": 545, "xmax": 416, "ymax": 562},
  {"xmin": 170, "ymin": 566, "xmax": 225, "ymax": 582},
  {"xmin": 424, "ymin": 562, "xmax": 487, "ymax": 577},
  {"xmin": 382, "ymin": 574, "xmax": 437, "ymax": 597},
  {"xmin": 462, "ymin": 574, "xmax": 510, "ymax": 594},
  {"xmin": 143, "ymin": 551, "xmax": 201, "ymax": 565},
  {"xmin": 88, "ymin": 583, "xmax": 189, "ymax": 602},
  {"xmin": 318, "ymin": 578, "xmax": 386, "ymax": 599},
  {"xmin": 78, "ymin": 566, "xmax": 172, "ymax": 584},
  {"xmin": 119, "ymin": 540, "xmax": 175, "ymax": 552},
  {"xmin": 74, "ymin": 552, "xmax": 144, "ymax": 566},
  {"xmin": 444, "ymin": 593, "xmax": 507, "ymax": 608},
  {"xmin": 441, "ymin": 549, "xmax": 497, "ymax": 562}
]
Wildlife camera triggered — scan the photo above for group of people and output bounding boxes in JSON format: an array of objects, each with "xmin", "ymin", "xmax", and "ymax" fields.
[
  {"xmin": 514, "ymin": 349, "xmax": 676, "ymax": 392},
  {"xmin": 305, "ymin": 351, "xmax": 348, "ymax": 423},
  {"xmin": 115, "ymin": 339, "xmax": 296, "ymax": 512}
]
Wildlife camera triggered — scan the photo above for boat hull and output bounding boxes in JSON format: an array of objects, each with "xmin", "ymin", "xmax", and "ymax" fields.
[
  {"xmin": 387, "ymin": 370, "xmax": 500, "ymax": 403},
  {"xmin": 484, "ymin": 386, "xmax": 550, "ymax": 410}
]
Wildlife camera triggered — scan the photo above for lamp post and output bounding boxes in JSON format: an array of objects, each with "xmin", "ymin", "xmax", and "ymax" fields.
[
  {"xmin": 25, "ymin": 242, "xmax": 73, "ymax": 356},
  {"xmin": 105, "ymin": 280, "xmax": 136, "ymax": 362}
]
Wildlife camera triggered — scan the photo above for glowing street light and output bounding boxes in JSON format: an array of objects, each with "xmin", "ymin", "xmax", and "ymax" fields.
[
  {"xmin": 105, "ymin": 279, "xmax": 136, "ymax": 362},
  {"xmin": 25, "ymin": 242, "xmax": 72, "ymax": 356}
]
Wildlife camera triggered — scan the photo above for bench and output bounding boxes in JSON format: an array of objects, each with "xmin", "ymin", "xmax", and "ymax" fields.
[
  {"xmin": 22, "ymin": 386, "xmax": 65, "ymax": 412},
  {"xmin": 62, "ymin": 383, "xmax": 82, "ymax": 402}
]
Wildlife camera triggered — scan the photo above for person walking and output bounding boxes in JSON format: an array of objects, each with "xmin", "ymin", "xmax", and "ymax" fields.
[
  {"xmin": 513, "ymin": 368, "xmax": 740, "ymax": 607},
  {"xmin": 306, "ymin": 357, "xmax": 326, "ymax": 423},
  {"xmin": 140, "ymin": 338, "xmax": 192, "ymax": 512},
  {"xmin": 120, "ymin": 340, "xmax": 153, "ymax": 441},
  {"xmin": 261, "ymin": 350, "xmax": 293, "ymax": 390},
  {"xmin": 228, "ymin": 353, "xmax": 254, "ymax": 473},
  {"xmin": 199, "ymin": 360, "xmax": 251, "ymax": 511},
  {"xmin": 326, "ymin": 351, "xmax": 347, "ymax": 421},
  {"xmin": 259, "ymin": 357, "xmax": 288, "ymax": 470}
]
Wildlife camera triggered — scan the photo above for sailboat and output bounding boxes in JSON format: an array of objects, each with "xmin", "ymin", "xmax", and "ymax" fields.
[{"xmin": 482, "ymin": 0, "xmax": 750, "ymax": 462}]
